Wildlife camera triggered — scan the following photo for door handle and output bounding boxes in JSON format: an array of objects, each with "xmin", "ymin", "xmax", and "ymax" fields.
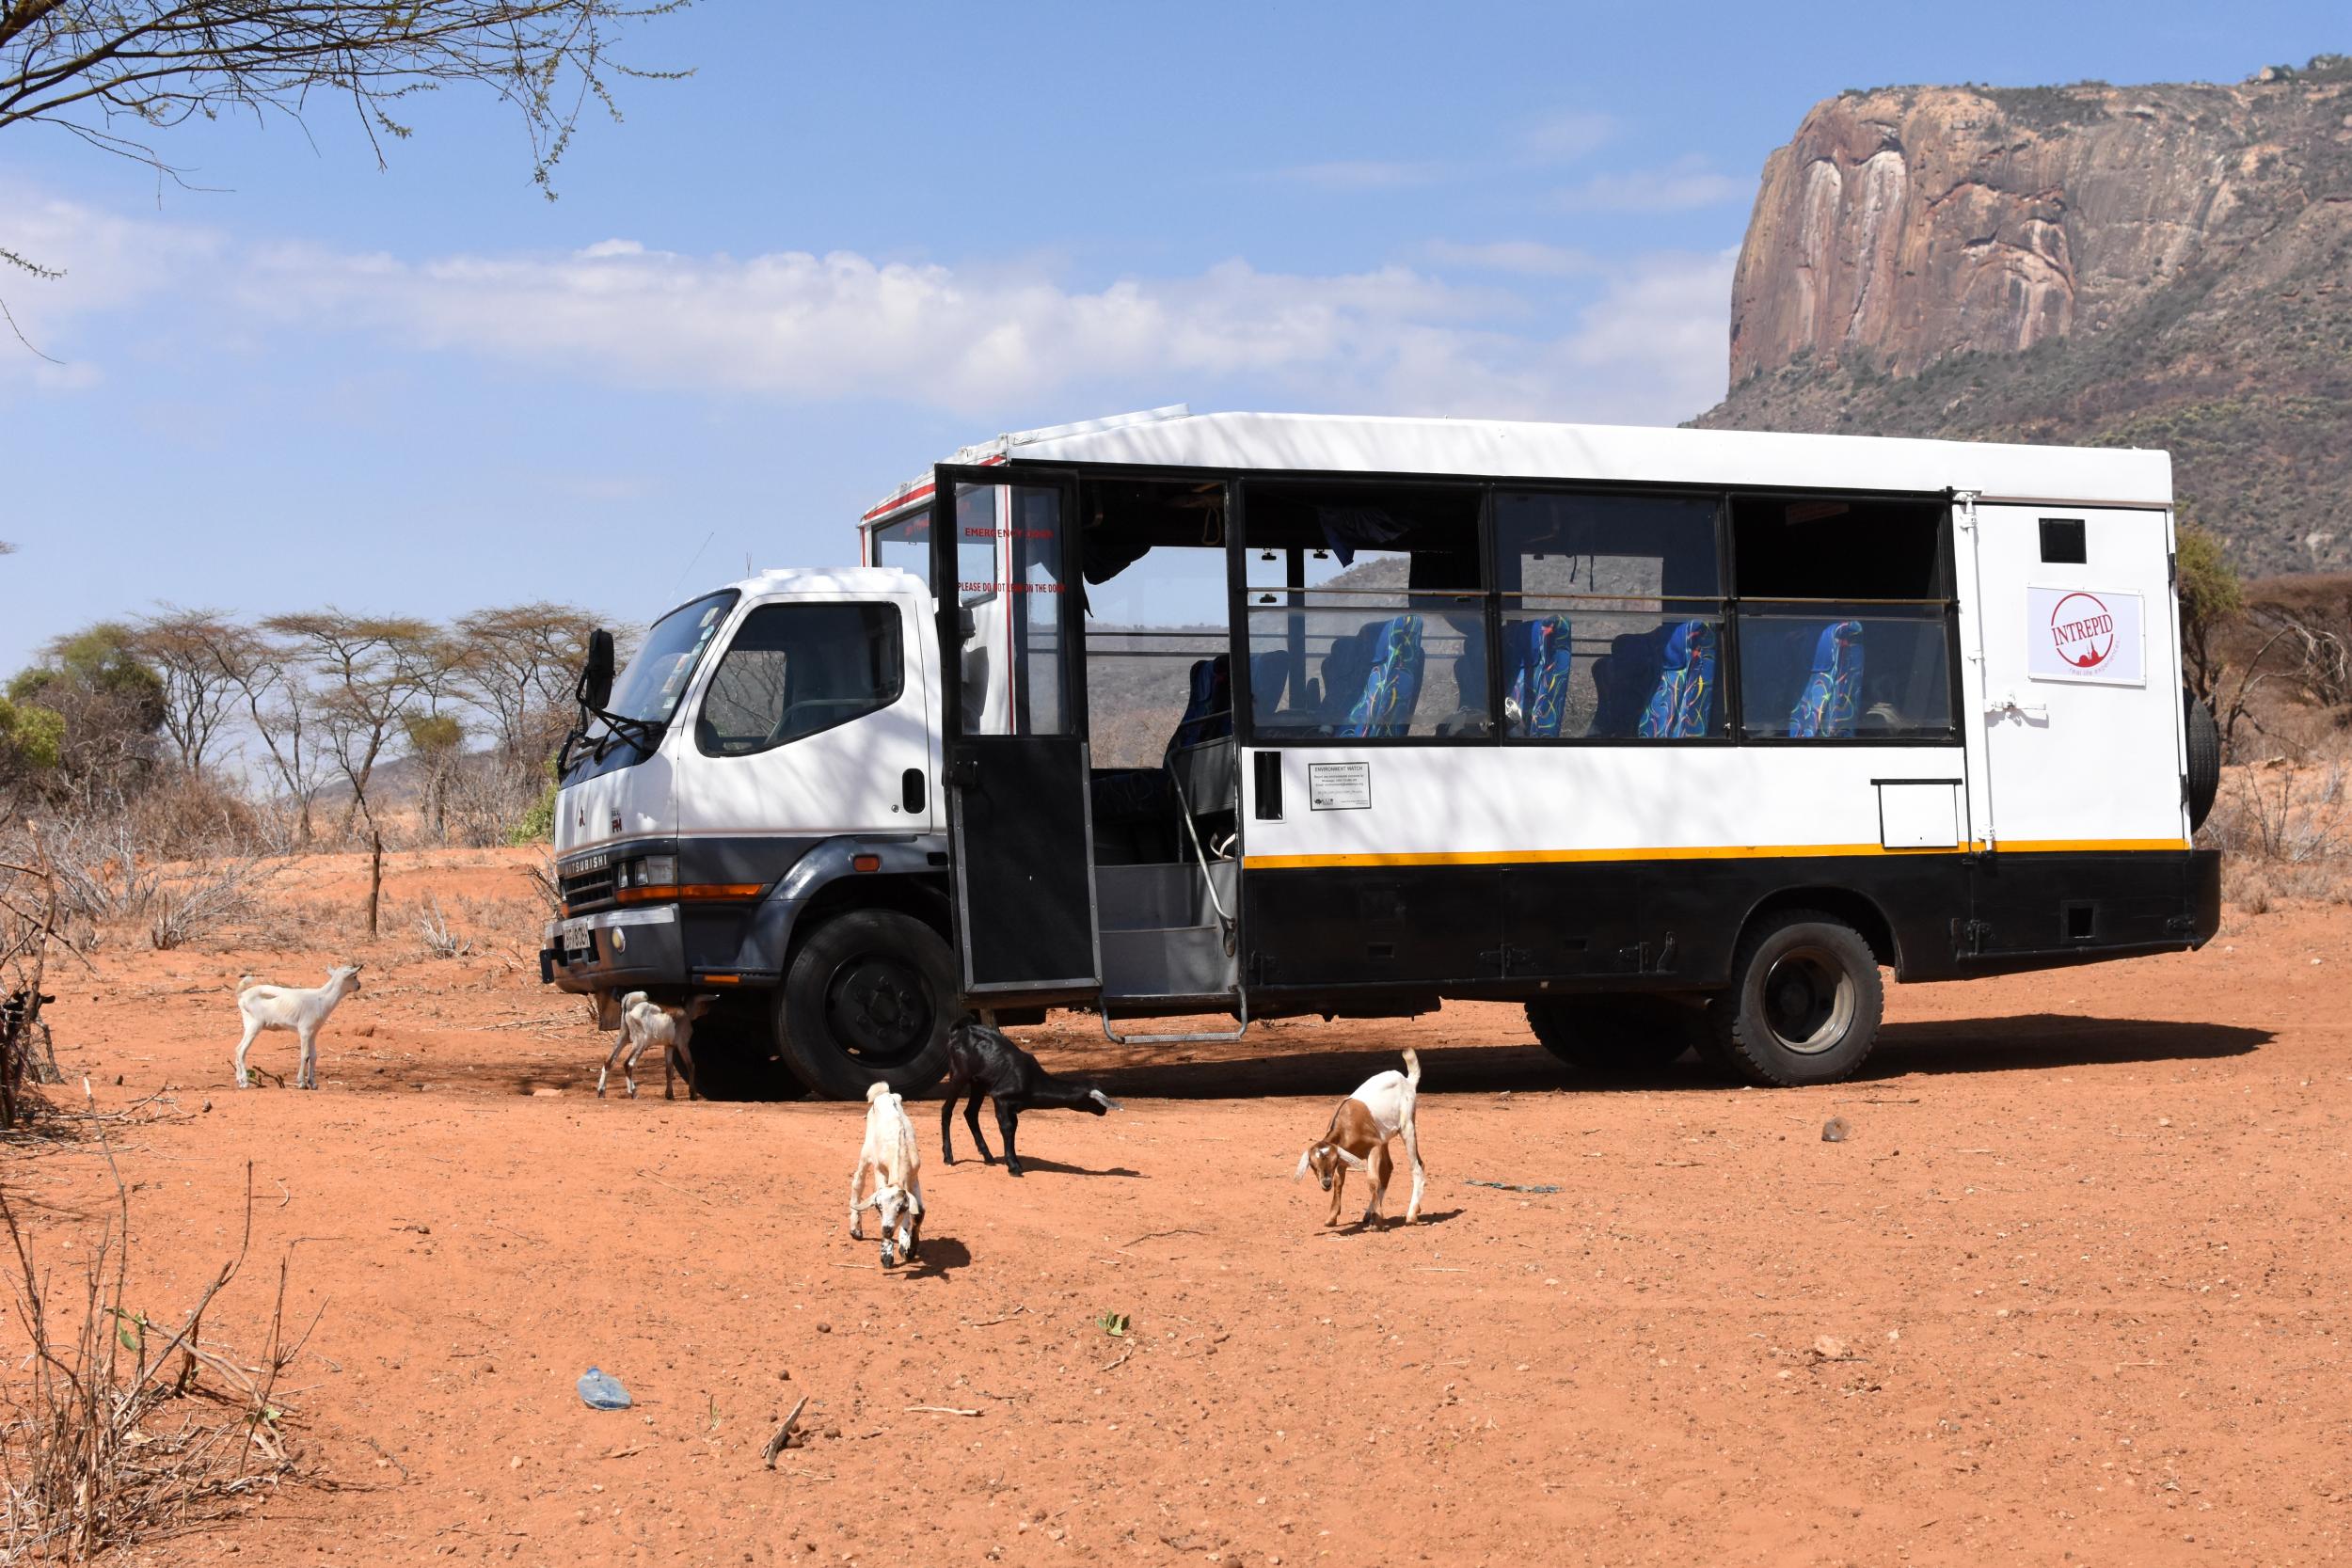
[
  {"xmin": 1984, "ymin": 691, "xmax": 2048, "ymax": 722},
  {"xmin": 901, "ymin": 768, "xmax": 926, "ymax": 814}
]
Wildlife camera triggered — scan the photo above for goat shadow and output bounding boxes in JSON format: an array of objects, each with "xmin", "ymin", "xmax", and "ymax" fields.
[
  {"xmin": 898, "ymin": 1237, "xmax": 973, "ymax": 1278},
  {"xmin": 1315, "ymin": 1206, "xmax": 1467, "ymax": 1235},
  {"xmin": 940, "ymin": 1154, "xmax": 1140, "ymax": 1180}
]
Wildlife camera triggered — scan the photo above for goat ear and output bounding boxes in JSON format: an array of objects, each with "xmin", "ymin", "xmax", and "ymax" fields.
[
  {"xmin": 1293, "ymin": 1148, "xmax": 1316, "ymax": 1181},
  {"xmin": 1088, "ymin": 1089, "xmax": 1122, "ymax": 1112},
  {"xmin": 1333, "ymin": 1148, "xmax": 1369, "ymax": 1171}
]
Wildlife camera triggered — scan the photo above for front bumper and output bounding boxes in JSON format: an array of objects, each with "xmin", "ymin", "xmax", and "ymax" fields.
[{"xmin": 540, "ymin": 904, "xmax": 688, "ymax": 993}]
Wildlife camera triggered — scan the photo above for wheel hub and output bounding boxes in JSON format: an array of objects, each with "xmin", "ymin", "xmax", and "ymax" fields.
[
  {"xmin": 1760, "ymin": 947, "xmax": 1851, "ymax": 1054},
  {"xmin": 825, "ymin": 954, "xmax": 934, "ymax": 1067}
]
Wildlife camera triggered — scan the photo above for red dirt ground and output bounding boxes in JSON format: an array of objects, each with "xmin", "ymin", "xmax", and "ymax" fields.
[{"xmin": 8, "ymin": 847, "xmax": 2352, "ymax": 1566}]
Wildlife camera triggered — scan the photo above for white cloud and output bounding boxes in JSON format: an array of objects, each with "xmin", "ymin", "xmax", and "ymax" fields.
[
  {"xmin": 7, "ymin": 189, "xmax": 1735, "ymax": 426},
  {"xmin": 1556, "ymin": 154, "xmax": 1746, "ymax": 214},
  {"xmin": 1268, "ymin": 158, "xmax": 1450, "ymax": 190},
  {"xmin": 1420, "ymin": 240, "xmax": 1601, "ymax": 277},
  {"xmin": 1517, "ymin": 110, "xmax": 1615, "ymax": 164},
  {"xmin": 0, "ymin": 184, "xmax": 225, "ymax": 379}
]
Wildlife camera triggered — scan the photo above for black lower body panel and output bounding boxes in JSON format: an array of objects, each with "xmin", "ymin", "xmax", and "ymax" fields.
[{"xmin": 1241, "ymin": 847, "xmax": 2219, "ymax": 1000}]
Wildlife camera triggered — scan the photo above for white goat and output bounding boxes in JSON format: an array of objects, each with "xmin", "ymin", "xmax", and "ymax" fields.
[
  {"xmin": 847, "ymin": 1082, "xmax": 925, "ymax": 1268},
  {"xmin": 597, "ymin": 991, "xmax": 715, "ymax": 1101},
  {"xmin": 232, "ymin": 965, "xmax": 363, "ymax": 1091}
]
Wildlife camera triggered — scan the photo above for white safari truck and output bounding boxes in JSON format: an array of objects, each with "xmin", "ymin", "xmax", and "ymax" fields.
[{"xmin": 541, "ymin": 407, "xmax": 2222, "ymax": 1098}]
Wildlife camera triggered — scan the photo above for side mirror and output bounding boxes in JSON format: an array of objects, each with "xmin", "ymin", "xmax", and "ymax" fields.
[{"xmin": 581, "ymin": 628, "xmax": 616, "ymax": 712}]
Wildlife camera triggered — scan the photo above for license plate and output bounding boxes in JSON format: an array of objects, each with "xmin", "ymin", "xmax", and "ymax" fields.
[{"xmin": 564, "ymin": 926, "xmax": 592, "ymax": 956}]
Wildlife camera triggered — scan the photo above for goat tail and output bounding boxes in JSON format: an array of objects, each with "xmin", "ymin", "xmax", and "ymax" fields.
[
  {"xmin": 866, "ymin": 1081, "xmax": 895, "ymax": 1104},
  {"xmin": 236, "ymin": 974, "xmax": 260, "ymax": 993},
  {"xmin": 1402, "ymin": 1046, "xmax": 1420, "ymax": 1087}
]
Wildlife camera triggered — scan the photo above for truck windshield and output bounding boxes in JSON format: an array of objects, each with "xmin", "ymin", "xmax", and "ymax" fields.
[{"xmin": 607, "ymin": 590, "xmax": 739, "ymax": 724}]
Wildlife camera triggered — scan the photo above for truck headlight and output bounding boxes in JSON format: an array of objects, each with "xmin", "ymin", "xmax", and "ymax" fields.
[{"xmin": 639, "ymin": 854, "xmax": 676, "ymax": 888}]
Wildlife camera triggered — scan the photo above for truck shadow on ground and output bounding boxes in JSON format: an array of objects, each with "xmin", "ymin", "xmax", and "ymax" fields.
[{"xmin": 1060, "ymin": 1016, "xmax": 2270, "ymax": 1101}]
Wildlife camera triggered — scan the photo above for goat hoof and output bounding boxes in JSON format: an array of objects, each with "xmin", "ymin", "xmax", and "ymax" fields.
[{"xmin": 1006, "ymin": 1164, "xmax": 1025, "ymax": 1179}]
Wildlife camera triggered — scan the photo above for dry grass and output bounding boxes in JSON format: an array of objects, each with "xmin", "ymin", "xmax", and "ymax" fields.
[
  {"xmin": 0, "ymin": 1125, "xmax": 316, "ymax": 1563},
  {"xmin": 412, "ymin": 895, "xmax": 473, "ymax": 959},
  {"xmin": 2205, "ymin": 748, "xmax": 2352, "ymax": 911}
]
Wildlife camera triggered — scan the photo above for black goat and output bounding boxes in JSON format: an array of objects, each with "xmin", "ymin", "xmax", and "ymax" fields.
[
  {"xmin": 2, "ymin": 989, "xmax": 58, "ymax": 1087},
  {"xmin": 938, "ymin": 1016, "xmax": 1120, "ymax": 1177}
]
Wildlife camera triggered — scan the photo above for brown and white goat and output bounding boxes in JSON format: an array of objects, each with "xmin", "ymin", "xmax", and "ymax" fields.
[
  {"xmin": 597, "ymin": 992, "xmax": 716, "ymax": 1101},
  {"xmin": 848, "ymin": 1082, "xmax": 925, "ymax": 1268},
  {"xmin": 1295, "ymin": 1048, "xmax": 1425, "ymax": 1227}
]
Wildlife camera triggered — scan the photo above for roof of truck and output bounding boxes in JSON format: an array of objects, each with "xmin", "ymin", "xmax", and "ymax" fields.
[{"xmin": 860, "ymin": 404, "xmax": 2173, "ymax": 521}]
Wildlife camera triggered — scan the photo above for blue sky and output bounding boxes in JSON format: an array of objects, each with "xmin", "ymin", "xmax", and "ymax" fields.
[{"xmin": 2, "ymin": 0, "xmax": 2344, "ymax": 676}]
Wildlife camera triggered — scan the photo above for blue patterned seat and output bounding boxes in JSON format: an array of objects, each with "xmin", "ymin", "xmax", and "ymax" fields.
[
  {"xmin": 1173, "ymin": 656, "xmax": 1232, "ymax": 748},
  {"xmin": 1787, "ymin": 620, "xmax": 1865, "ymax": 737},
  {"xmin": 1636, "ymin": 620, "xmax": 1717, "ymax": 738},
  {"xmin": 1505, "ymin": 615, "xmax": 1574, "ymax": 737},
  {"xmin": 1334, "ymin": 614, "xmax": 1425, "ymax": 738}
]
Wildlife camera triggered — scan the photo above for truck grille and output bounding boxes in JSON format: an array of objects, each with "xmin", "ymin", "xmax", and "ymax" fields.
[{"xmin": 561, "ymin": 864, "xmax": 617, "ymax": 911}]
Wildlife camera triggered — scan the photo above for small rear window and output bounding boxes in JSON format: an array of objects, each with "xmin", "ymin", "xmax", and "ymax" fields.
[{"xmin": 2040, "ymin": 517, "xmax": 2087, "ymax": 564}]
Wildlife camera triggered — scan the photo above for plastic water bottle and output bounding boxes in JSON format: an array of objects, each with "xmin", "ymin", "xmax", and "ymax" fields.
[{"xmin": 577, "ymin": 1368, "xmax": 631, "ymax": 1410}]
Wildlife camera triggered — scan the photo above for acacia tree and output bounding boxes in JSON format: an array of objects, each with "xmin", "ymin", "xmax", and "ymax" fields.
[
  {"xmin": 134, "ymin": 606, "xmax": 261, "ymax": 774},
  {"xmin": 2, "ymin": 0, "xmax": 690, "ymax": 289},
  {"xmin": 452, "ymin": 601, "xmax": 597, "ymax": 764},
  {"xmin": 227, "ymin": 639, "xmax": 329, "ymax": 846},
  {"xmin": 265, "ymin": 610, "xmax": 445, "ymax": 837}
]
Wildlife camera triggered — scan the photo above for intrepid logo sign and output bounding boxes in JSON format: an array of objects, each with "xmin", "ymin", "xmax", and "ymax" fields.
[
  {"xmin": 2049, "ymin": 593, "xmax": 2116, "ymax": 670},
  {"xmin": 2026, "ymin": 586, "xmax": 2145, "ymax": 687}
]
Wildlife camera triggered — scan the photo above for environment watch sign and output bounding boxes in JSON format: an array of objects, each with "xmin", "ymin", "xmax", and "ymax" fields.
[{"xmin": 2026, "ymin": 587, "xmax": 2145, "ymax": 686}]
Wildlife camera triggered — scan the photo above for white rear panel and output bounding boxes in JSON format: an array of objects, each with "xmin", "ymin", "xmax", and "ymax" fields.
[{"xmin": 1965, "ymin": 504, "xmax": 2187, "ymax": 850}]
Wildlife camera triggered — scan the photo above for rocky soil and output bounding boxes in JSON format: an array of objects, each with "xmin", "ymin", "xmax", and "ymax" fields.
[{"xmin": 7, "ymin": 847, "xmax": 2351, "ymax": 1565}]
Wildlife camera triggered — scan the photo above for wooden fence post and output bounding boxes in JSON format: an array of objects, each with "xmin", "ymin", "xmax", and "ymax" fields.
[{"xmin": 368, "ymin": 832, "xmax": 384, "ymax": 938}]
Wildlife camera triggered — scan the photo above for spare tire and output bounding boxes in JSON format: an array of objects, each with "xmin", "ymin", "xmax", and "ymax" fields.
[{"xmin": 2184, "ymin": 690, "xmax": 2221, "ymax": 832}]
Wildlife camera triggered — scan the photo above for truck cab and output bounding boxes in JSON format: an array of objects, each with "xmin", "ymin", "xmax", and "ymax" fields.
[{"xmin": 544, "ymin": 567, "xmax": 961, "ymax": 1097}]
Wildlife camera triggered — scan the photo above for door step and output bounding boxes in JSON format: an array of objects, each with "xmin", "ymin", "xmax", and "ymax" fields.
[{"xmin": 1100, "ymin": 922, "xmax": 1238, "ymax": 1002}]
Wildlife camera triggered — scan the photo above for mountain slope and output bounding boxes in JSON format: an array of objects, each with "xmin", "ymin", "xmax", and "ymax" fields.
[{"xmin": 1696, "ymin": 58, "xmax": 2352, "ymax": 575}]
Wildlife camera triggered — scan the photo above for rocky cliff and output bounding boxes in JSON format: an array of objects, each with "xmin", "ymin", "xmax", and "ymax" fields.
[{"xmin": 1698, "ymin": 58, "xmax": 2352, "ymax": 575}]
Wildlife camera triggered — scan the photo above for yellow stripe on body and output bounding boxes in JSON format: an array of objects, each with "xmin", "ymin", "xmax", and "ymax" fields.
[{"xmin": 1242, "ymin": 837, "xmax": 2189, "ymax": 871}]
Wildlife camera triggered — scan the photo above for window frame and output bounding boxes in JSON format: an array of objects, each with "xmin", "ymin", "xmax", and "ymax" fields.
[
  {"xmin": 984, "ymin": 458, "xmax": 1967, "ymax": 752},
  {"xmin": 1233, "ymin": 474, "xmax": 1497, "ymax": 748},
  {"xmin": 691, "ymin": 597, "xmax": 907, "ymax": 760},
  {"xmin": 1722, "ymin": 488, "xmax": 1964, "ymax": 750},
  {"xmin": 1486, "ymin": 483, "xmax": 1738, "ymax": 749}
]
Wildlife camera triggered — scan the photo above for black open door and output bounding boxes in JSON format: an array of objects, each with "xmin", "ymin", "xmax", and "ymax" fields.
[{"xmin": 930, "ymin": 466, "xmax": 1102, "ymax": 1004}]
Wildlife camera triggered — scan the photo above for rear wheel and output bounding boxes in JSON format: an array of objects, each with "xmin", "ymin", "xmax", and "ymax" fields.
[
  {"xmin": 778, "ymin": 909, "xmax": 957, "ymax": 1100},
  {"xmin": 2185, "ymin": 690, "xmax": 2221, "ymax": 831},
  {"xmin": 1526, "ymin": 994, "xmax": 1704, "ymax": 1076},
  {"xmin": 1709, "ymin": 910, "xmax": 1883, "ymax": 1086}
]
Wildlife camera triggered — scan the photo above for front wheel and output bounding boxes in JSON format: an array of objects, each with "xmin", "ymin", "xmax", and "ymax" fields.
[
  {"xmin": 1709, "ymin": 910, "xmax": 1883, "ymax": 1086},
  {"xmin": 778, "ymin": 910, "xmax": 957, "ymax": 1100}
]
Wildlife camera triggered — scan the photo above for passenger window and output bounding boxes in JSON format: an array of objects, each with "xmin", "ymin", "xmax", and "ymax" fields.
[
  {"xmin": 1728, "ymin": 496, "xmax": 1955, "ymax": 740},
  {"xmin": 695, "ymin": 603, "xmax": 903, "ymax": 756},
  {"xmin": 1492, "ymin": 492, "xmax": 1726, "ymax": 740},
  {"xmin": 1242, "ymin": 483, "xmax": 1485, "ymax": 740},
  {"xmin": 869, "ymin": 509, "xmax": 932, "ymax": 588}
]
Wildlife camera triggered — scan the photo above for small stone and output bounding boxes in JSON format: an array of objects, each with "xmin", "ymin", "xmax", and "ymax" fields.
[
  {"xmin": 1813, "ymin": 1334, "xmax": 1847, "ymax": 1359},
  {"xmin": 1822, "ymin": 1117, "xmax": 1851, "ymax": 1143},
  {"xmin": 201, "ymin": 1100, "xmax": 213, "ymax": 1113},
  {"xmin": 509, "ymin": 1455, "xmax": 523, "ymax": 1469},
  {"xmin": 816, "ymin": 1323, "xmax": 831, "ymax": 1334},
  {"xmin": 778, "ymin": 1369, "xmax": 791, "ymax": 1381}
]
